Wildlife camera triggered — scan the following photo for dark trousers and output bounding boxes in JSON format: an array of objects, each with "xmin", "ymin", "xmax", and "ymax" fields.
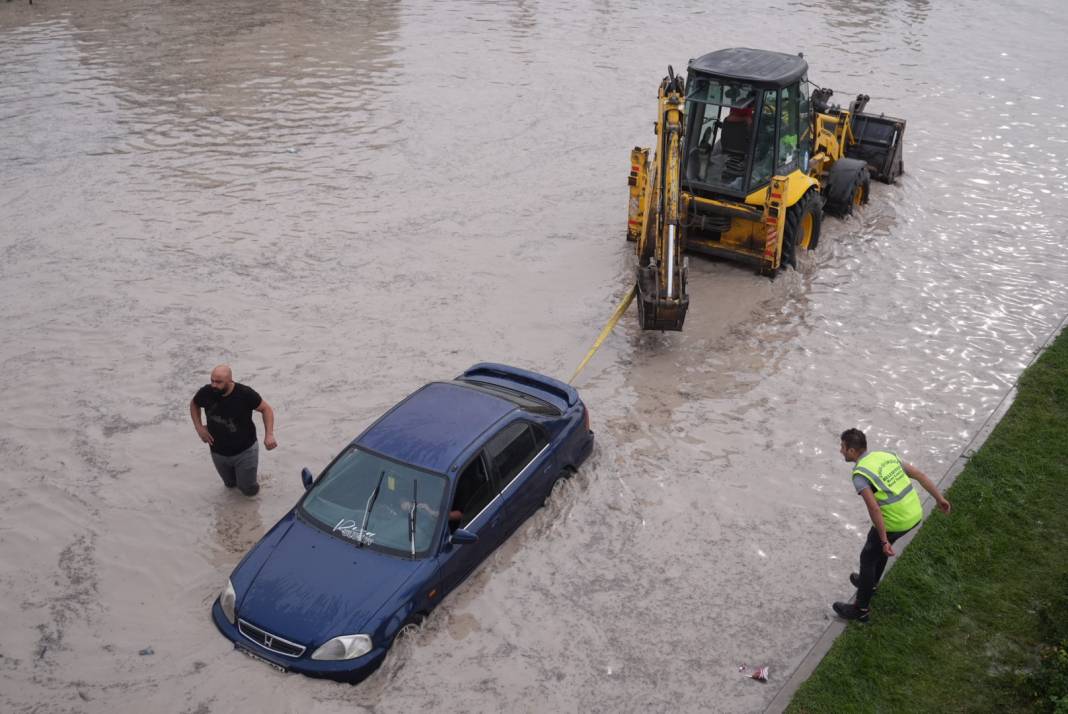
[
  {"xmin": 856, "ymin": 525, "xmax": 914, "ymax": 609},
  {"xmin": 210, "ymin": 442, "xmax": 260, "ymax": 496}
]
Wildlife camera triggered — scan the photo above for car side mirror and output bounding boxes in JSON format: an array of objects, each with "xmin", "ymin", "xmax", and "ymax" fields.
[
  {"xmin": 450, "ymin": 529, "xmax": 478, "ymax": 545},
  {"xmin": 301, "ymin": 467, "xmax": 314, "ymax": 490}
]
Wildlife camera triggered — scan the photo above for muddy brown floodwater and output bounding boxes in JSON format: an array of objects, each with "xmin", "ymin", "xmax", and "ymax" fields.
[{"xmin": 2, "ymin": 1, "xmax": 1067, "ymax": 712}]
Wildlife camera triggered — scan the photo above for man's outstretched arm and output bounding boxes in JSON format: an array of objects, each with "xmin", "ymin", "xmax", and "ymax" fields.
[{"xmin": 903, "ymin": 463, "xmax": 951, "ymax": 514}]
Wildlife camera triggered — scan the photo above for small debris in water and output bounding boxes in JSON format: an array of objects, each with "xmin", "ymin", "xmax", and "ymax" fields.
[
  {"xmin": 738, "ymin": 664, "xmax": 769, "ymax": 682},
  {"xmin": 139, "ymin": 646, "xmax": 154, "ymax": 656}
]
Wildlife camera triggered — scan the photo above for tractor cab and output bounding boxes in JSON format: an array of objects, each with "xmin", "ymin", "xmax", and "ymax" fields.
[{"xmin": 682, "ymin": 48, "xmax": 811, "ymax": 201}]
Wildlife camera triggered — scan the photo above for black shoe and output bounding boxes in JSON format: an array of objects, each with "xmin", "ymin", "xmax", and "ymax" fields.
[
  {"xmin": 849, "ymin": 573, "xmax": 878, "ymax": 592},
  {"xmin": 833, "ymin": 602, "xmax": 870, "ymax": 622}
]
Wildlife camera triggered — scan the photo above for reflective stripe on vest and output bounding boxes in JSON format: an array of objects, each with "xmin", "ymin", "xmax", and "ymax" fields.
[{"xmin": 853, "ymin": 451, "xmax": 923, "ymax": 531}]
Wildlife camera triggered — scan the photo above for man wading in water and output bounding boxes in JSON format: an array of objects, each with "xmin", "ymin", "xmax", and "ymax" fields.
[
  {"xmin": 833, "ymin": 428, "xmax": 951, "ymax": 622},
  {"xmin": 189, "ymin": 365, "xmax": 278, "ymax": 496}
]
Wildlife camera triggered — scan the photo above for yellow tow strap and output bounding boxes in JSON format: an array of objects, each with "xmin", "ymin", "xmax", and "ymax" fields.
[{"xmin": 568, "ymin": 283, "xmax": 637, "ymax": 385}]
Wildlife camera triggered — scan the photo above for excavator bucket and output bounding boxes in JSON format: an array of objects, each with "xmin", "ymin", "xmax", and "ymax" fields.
[
  {"xmin": 847, "ymin": 112, "xmax": 906, "ymax": 183},
  {"xmin": 636, "ymin": 264, "xmax": 688, "ymax": 331}
]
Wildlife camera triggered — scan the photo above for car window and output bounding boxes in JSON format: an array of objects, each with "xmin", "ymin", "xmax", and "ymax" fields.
[
  {"xmin": 452, "ymin": 453, "xmax": 497, "ymax": 529},
  {"xmin": 485, "ymin": 422, "xmax": 543, "ymax": 490},
  {"xmin": 301, "ymin": 447, "xmax": 446, "ymax": 556},
  {"xmin": 531, "ymin": 424, "xmax": 548, "ymax": 451}
]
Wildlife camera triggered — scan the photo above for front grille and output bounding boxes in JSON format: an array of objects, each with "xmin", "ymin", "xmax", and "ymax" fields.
[{"xmin": 238, "ymin": 619, "xmax": 306, "ymax": 658}]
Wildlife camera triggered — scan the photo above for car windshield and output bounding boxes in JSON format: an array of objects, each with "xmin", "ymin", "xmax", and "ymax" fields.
[{"xmin": 301, "ymin": 447, "xmax": 447, "ymax": 557}]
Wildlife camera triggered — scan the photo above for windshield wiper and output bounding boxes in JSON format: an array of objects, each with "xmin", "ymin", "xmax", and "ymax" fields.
[
  {"xmin": 359, "ymin": 470, "xmax": 386, "ymax": 547},
  {"xmin": 408, "ymin": 480, "xmax": 418, "ymax": 559}
]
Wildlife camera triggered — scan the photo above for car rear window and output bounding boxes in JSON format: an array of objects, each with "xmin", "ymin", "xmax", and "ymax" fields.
[{"xmin": 453, "ymin": 379, "xmax": 560, "ymax": 415}]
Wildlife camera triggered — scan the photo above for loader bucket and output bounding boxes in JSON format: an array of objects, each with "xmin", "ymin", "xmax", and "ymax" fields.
[{"xmin": 847, "ymin": 113, "xmax": 906, "ymax": 183}]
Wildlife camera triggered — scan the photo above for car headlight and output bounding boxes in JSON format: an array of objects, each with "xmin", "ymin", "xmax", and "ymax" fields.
[
  {"xmin": 219, "ymin": 579, "xmax": 237, "ymax": 624},
  {"xmin": 311, "ymin": 634, "xmax": 373, "ymax": 661}
]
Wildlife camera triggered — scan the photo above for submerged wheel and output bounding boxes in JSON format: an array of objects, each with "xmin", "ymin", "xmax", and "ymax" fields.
[
  {"xmin": 850, "ymin": 172, "xmax": 871, "ymax": 211},
  {"xmin": 377, "ymin": 613, "xmax": 425, "ymax": 680},
  {"xmin": 825, "ymin": 159, "xmax": 871, "ymax": 217},
  {"xmin": 390, "ymin": 614, "xmax": 422, "ymax": 653},
  {"xmin": 543, "ymin": 469, "xmax": 572, "ymax": 507},
  {"xmin": 394, "ymin": 614, "xmax": 424, "ymax": 644},
  {"xmin": 781, "ymin": 191, "xmax": 822, "ymax": 270}
]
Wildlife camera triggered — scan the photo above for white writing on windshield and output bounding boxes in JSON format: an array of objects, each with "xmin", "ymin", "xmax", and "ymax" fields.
[{"xmin": 333, "ymin": 518, "xmax": 375, "ymax": 545}]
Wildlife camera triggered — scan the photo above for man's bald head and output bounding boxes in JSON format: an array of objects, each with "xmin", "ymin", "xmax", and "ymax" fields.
[{"xmin": 209, "ymin": 364, "xmax": 235, "ymax": 395}]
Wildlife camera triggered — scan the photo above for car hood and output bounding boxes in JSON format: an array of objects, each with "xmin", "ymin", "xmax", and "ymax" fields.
[{"xmin": 235, "ymin": 515, "xmax": 424, "ymax": 646}]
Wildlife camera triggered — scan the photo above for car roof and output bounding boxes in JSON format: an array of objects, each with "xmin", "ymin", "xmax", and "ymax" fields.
[
  {"xmin": 356, "ymin": 381, "xmax": 516, "ymax": 474},
  {"xmin": 689, "ymin": 47, "xmax": 808, "ymax": 89}
]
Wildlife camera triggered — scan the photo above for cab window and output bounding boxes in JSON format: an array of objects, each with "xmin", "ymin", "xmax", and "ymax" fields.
[
  {"xmin": 485, "ymin": 422, "xmax": 544, "ymax": 490},
  {"xmin": 798, "ymin": 78, "xmax": 812, "ymax": 170},
  {"xmin": 777, "ymin": 83, "xmax": 800, "ymax": 175},
  {"xmin": 683, "ymin": 79, "xmax": 758, "ymax": 194},
  {"xmin": 749, "ymin": 89, "xmax": 778, "ymax": 191}
]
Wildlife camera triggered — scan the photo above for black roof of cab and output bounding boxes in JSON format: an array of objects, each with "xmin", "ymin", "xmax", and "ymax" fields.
[{"xmin": 688, "ymin": 48, "xmax": 808, "ymax": 89}]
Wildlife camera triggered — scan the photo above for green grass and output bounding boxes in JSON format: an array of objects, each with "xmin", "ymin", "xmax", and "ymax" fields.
[{"xmin": 787, "ymin": 327, "xmax": 1068, "ymax": 714}]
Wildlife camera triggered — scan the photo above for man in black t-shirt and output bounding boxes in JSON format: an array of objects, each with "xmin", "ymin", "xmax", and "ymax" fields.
[{"xmin": 189, "ymin": 364, "xmax": 278, "ymax": 496}]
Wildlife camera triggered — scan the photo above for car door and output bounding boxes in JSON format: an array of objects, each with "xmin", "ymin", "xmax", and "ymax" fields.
[
  {"xmin": 436, "ymin": 450, "xmax": 508, "ymax": 595},
  {"xmin": 484, "ymin": 420, "xmax": 553, "ymax": 534}
]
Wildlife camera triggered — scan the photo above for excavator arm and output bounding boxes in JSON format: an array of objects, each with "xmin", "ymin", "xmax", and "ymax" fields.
[{"xmin": 632, "ymin": 67, "xmax": 689, "ymax": 331}]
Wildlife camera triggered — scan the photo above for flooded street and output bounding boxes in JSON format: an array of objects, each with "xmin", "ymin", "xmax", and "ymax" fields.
[{"xmin": 2, "ymin": 0, "xmax": 1067, "ymax": 711}]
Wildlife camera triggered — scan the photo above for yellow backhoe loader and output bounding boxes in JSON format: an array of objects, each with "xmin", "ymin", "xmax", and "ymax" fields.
[{"xmin": 627, "ymin": 48, "xmax": 905, "ymax": 330}]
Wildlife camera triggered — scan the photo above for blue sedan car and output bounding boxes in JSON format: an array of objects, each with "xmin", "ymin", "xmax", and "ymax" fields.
[{"xmin": 211, "ymin": 363, "xmax": 593, "ymax": 682}]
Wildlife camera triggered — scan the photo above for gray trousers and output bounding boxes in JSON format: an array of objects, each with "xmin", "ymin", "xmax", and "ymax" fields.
[{"xmin": 210, "ymin": 443, "xmax": 259, "ymax": 496}]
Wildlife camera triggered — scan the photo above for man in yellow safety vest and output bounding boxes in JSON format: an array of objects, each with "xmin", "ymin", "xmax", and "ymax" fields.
[{"xmin": 833, "ymin": 428, "xmax": 952, "ymax": 622}]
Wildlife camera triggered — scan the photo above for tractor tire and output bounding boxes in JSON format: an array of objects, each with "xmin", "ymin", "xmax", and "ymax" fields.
[
  {"xmin": 824, "ymin": 158, "xmax": 871, "ymax": 217},
  {"xmin": 781, "ymin": 190, "xmax": 822, "ymax": 270},
  {"xmin": 849, "ymin": 170, "xmax": 871, "ymax": 213}
]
